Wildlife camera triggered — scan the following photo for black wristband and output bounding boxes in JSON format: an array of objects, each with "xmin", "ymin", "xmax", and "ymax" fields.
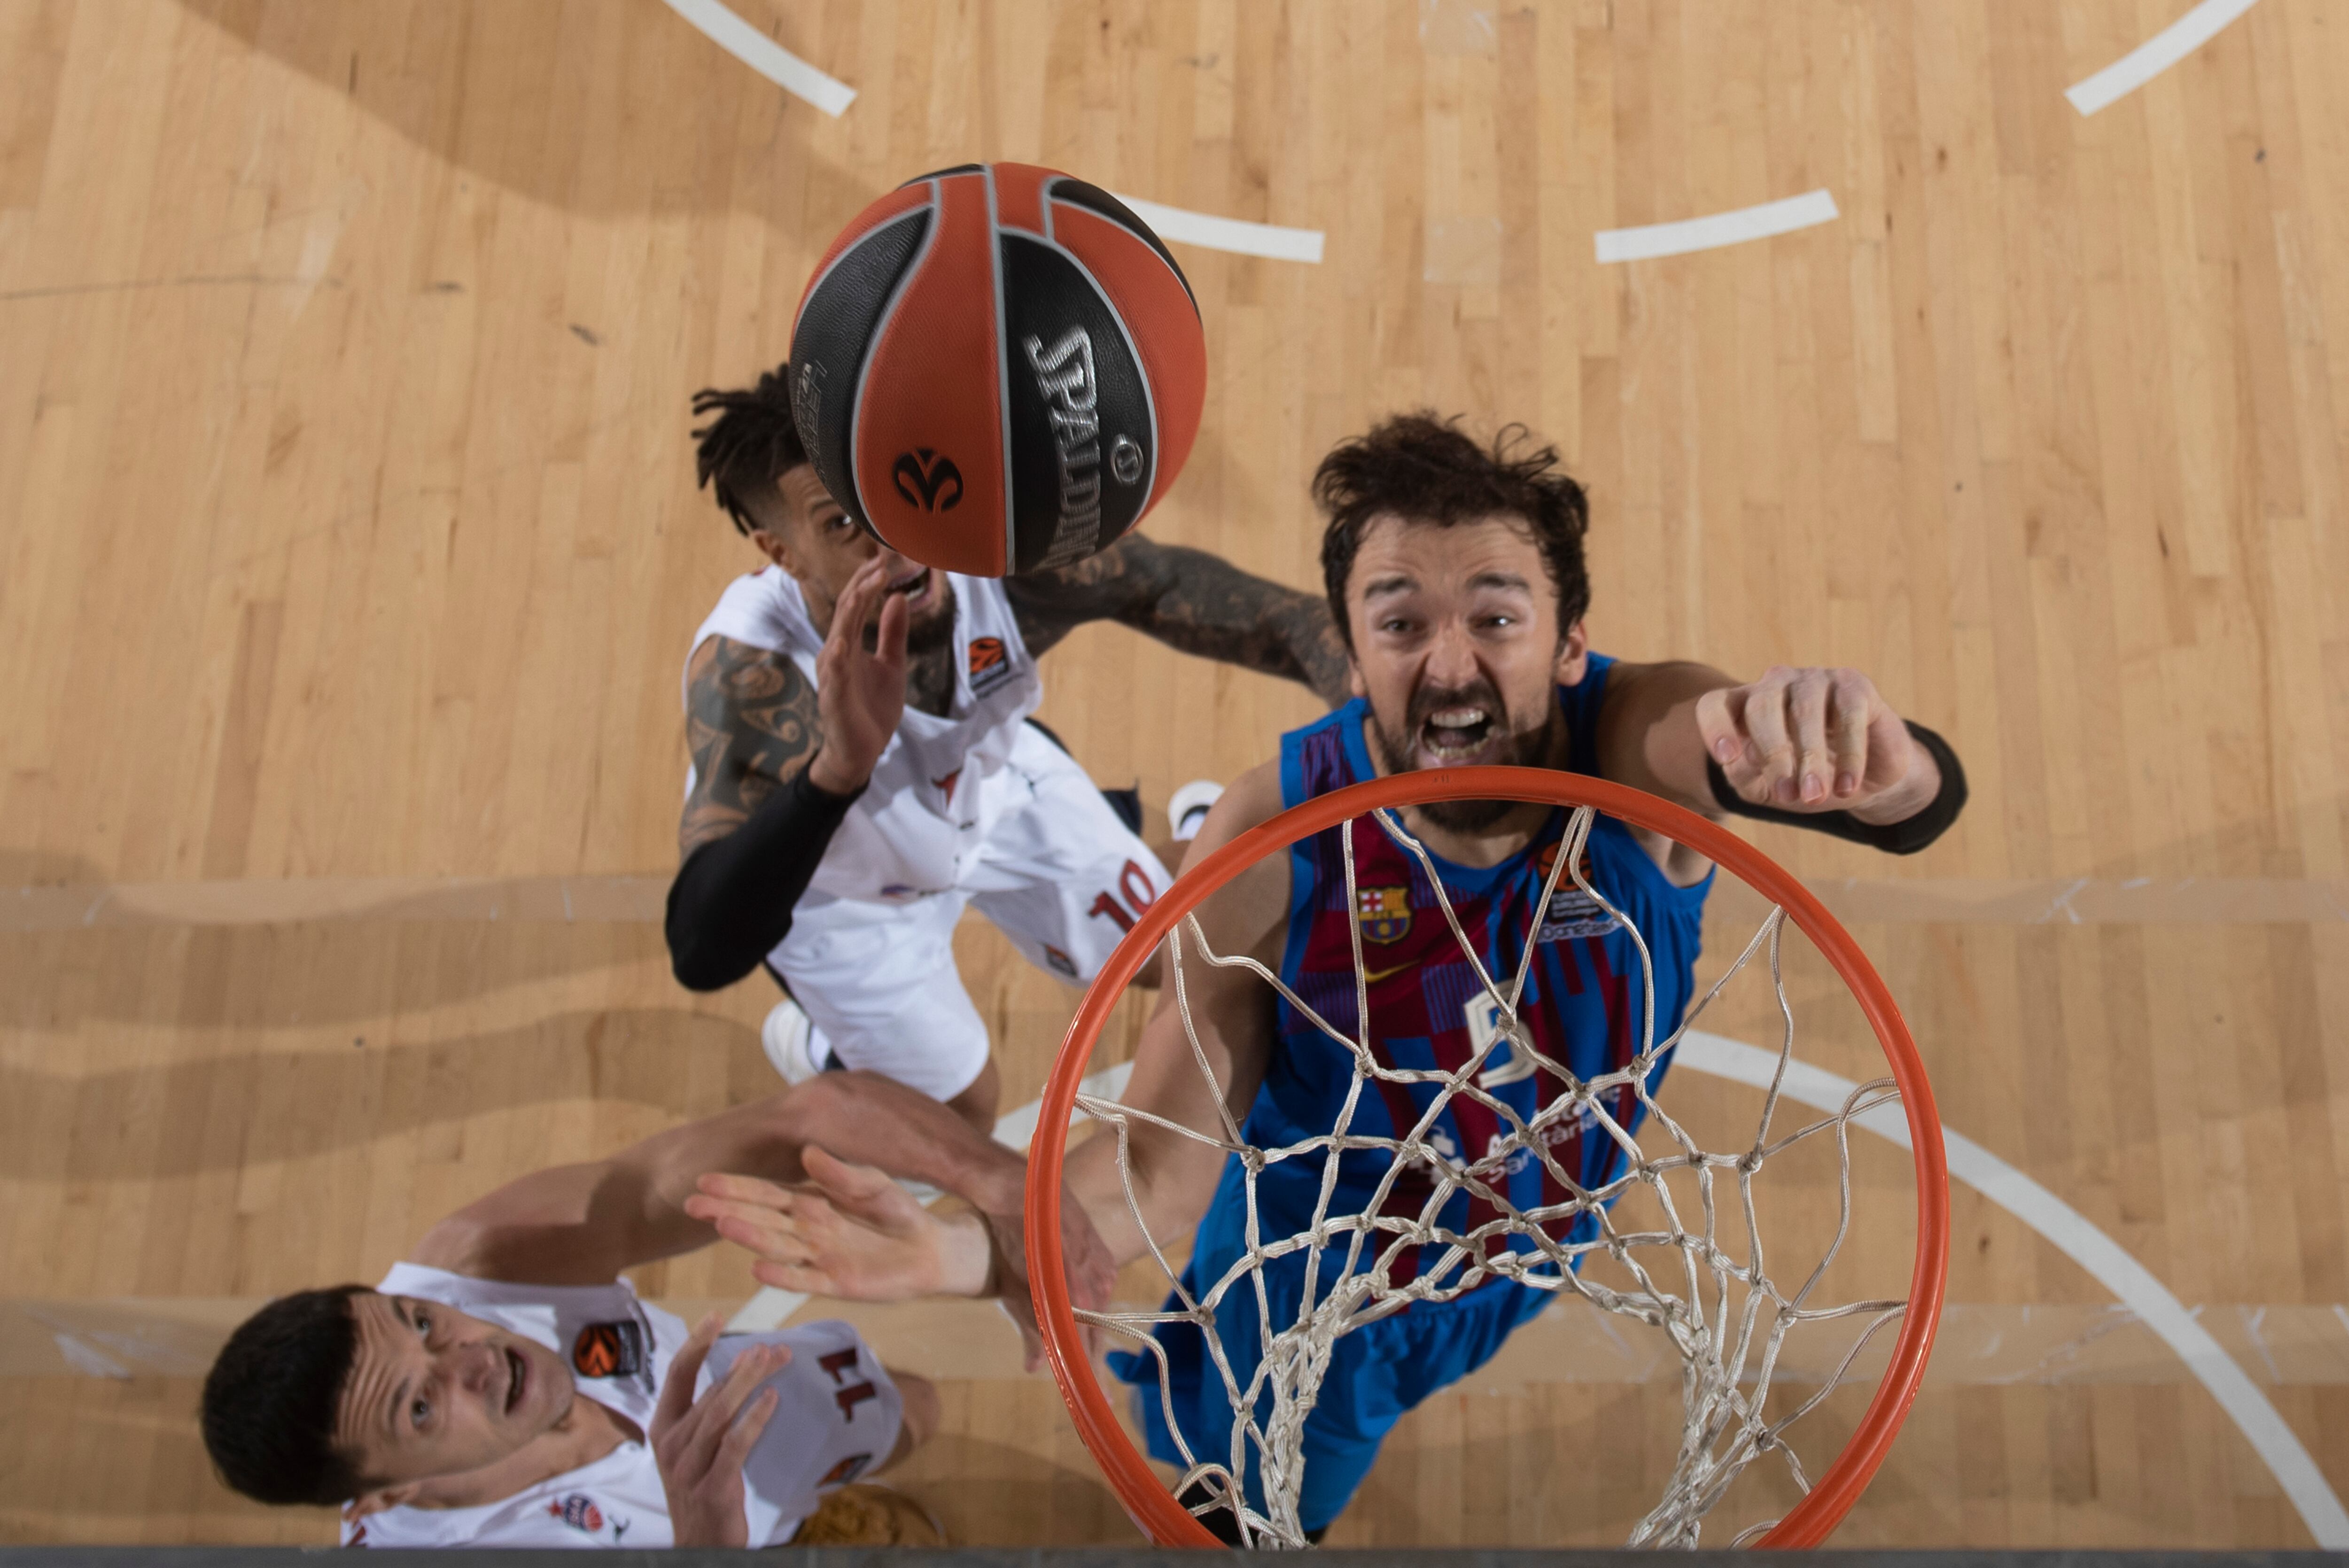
[
  {"xmin": 1704, "ymin": 719, "xmax": 1967, "ymax": 856},
  {"xmin": 664, "ymin": 760, "xmax": 866, "ymax": 991}
]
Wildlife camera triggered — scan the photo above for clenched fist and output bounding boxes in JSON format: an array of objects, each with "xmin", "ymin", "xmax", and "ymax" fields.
[{"xmin": 1695, "ymin": 667, "xmax": 1939, "ymax": 824}]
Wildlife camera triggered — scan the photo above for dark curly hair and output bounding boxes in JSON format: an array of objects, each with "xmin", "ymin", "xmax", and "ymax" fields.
[
  {"xmin": 1314, "ymin": 413, "xmax": 1591, "ymax": 649},
  {"xmin": 692, "ymin": 364, "xmax": 811, "ymax": 536},
  {"xmin": 201, "ymin": 1285, "xmax": 371, "ymax": 1506}
]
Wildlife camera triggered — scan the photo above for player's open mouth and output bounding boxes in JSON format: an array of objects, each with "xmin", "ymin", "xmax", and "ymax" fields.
[
  {"xmin": 1419, "ymin": 706, "xmax": 1497, "ymax": 762},
  {"xmin": 503, "ymin": 1347, "xmax": 526, "ymax": 1414},
  {"xmin": 886, "ymin": 566, "xmax": 934, "ymax": 609}
]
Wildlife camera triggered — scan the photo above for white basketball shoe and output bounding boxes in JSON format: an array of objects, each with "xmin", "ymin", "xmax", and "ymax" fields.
[
  {"xmin": 760, "ymin": 996, "xmax": 835, "ymax": 1084},
  {"xmin": 1168, "ymin": 779, "xmax": 1225, "ymax": 841}
]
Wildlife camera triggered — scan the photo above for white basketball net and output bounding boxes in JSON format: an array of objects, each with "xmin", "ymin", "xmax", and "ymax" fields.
[{"xmin": 1075, "ymin": 804, "xmax": 1912, "ymax": 1549}]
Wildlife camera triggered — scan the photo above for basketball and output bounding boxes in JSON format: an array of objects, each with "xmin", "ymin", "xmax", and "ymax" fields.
[{"xmin": 786, "ymin": 163, "xmax": 1207, "ymax": 577}]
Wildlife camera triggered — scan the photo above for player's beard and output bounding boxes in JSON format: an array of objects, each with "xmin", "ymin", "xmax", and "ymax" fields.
[
  {"xmin": 863, "ymin": 574, "xmax": 959, "ymax": 657},
  {"xmin": 902, "ymin": 574, "xmax": 958, "ymax": 657},
  {"xmin": 1369, "ymin": 676, "xmax": 1560, "ymax": 832}
]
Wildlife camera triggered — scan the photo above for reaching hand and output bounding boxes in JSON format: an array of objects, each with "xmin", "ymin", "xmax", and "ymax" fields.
[
  {"xmin": 650, "ymin": 1315, "xmax": 782, "ymax": 1548},
  {"xmin": 807, "ymin": 556, "xmax": 910, "ymax": 796},
  {"xmin": 975, "ymin": 1196, "xmax": 1117, "ymax": 1374},
  {"xmin": 689, "ymin": 1149, "xmax": 968, "ymax": 1302},
  {"xmin": 690, "ymin": 1147, "xmax": 1121, "ymax": 1373},
  {"xmin": 1694, "ymin": 666, "xmax": 1938, "ymax": 822}
]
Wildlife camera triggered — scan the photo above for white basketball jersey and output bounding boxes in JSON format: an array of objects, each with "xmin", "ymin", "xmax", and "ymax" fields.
[
  {"xmin": 683, "ymin": 567, "xmax": 1044, "ymax": 903},
  {"xmin": 344, "ymin": 1265, "xmax": 901, "ymax": 1549}
]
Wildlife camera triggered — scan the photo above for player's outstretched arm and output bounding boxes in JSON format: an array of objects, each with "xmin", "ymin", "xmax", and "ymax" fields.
[
  {"xmin": 1004, "ymin": 535, "xmax": 1353, "ymax": 706},
  {"xmin": 408, "ymin": 1068, "xmax": 1040, "ymax": 1287},
  {"xmin": 666, "ymin": 556, "xmax": 909, "ymax": 989},
  {"xmin": 1056, "ymin": 760, "xmax": 1292, "ymax": 1255},
  {"xmin": 690, "ymin": 763, "xmax": 1291, "ymax": 1341},
  {"xmin": 1597, "ymin": 659, "xmax": 1966, "ymax": 854}
]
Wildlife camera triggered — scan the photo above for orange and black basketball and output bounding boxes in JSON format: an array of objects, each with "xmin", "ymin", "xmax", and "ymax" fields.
[{"xmin": 786, "ymin": 163, "xmax": 1206, "ymax": 577}]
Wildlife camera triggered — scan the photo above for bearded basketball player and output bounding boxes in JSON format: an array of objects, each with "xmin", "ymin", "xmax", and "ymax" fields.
[
  {"xmin": 686, "ymin": 414, "xmax": 1969, "ymax": 1540},
  {"xmin": 668, "ymin": 365, "xmax": 1351, "ymax": 1133}
]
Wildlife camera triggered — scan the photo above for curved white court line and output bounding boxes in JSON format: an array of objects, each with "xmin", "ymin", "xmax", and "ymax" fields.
[
  {"xmin": 729, "ymin": 1042, "xmax": 2347, "ymax": 1541},
  {"xmin": 662, "ymin": 0, "xmax": 856, "ymax": 117},
  {"xmin": 2066, "ymin": 0, "xmax": 2262, "ymax": 116},
  {"xmin": 1677, "ymin": 1030, "xmax": 2349, "ymax": 1546},
  {"xmin": 1108, "ymin": 194, "xmax": 1325, "ymax": 264},
  {"xmin": 1594, "ymin": 188, "xmax": 1839, "ymax": 264}
]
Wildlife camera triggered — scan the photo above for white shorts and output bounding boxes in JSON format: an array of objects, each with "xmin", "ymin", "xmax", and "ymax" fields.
[{"xmin": 768, "ymin": 723, "xmax": 1171, "ymax": 1102}]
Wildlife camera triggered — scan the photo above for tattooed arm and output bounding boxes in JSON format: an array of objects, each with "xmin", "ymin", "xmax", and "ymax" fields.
[
  {"xmin": 1003, "ymin": 536, "xmax": 1353, "ymax": 706},
  {"xmin": 668, "ymin": 559, "xmax": 910, "ymax": 990},
  {"xmin": 677, "ymin": 636, "xmax": 822, "ymax": 856}
]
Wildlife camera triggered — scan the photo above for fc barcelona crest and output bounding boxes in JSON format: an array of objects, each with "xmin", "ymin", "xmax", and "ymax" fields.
[{"xmin": 1357, "ymin": 885, "xmax": 1412, "ymax": 944}]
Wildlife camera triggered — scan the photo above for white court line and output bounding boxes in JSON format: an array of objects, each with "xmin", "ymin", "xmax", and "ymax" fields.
[
  {"xmin": 727, "ymin": 1040, "xmax": 2349, "ymax": 1544},
  {"xmin": 1594, "ymin": 188, "xmax": 1839, "ymax": 264},
  {"xmin": 661, "ymin": 0, "xmax": 856, "ymax": 117},
  {"xmin": 1677, "ymin": 1030, "xmax": 2349, "ymax": 1547},
  {"xmin": 1109, "ymin": 194, "xmax": 1326, "ymax": 264},
  {"xmin": 2066, "ymin": 0, "xmax": 2262, "ymax": 116},
  {"xmin": 654, "ymin": 11, "xmax": 1322, "ymax": 263}
]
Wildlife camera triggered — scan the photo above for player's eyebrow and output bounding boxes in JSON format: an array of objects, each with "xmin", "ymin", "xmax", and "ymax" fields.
[
  {"xmin": 1467, "ymin": 569, "xmax": 1533, "ymax": 592},
  {"xmin": 381, "ymin": 1300, "xmax": 416, "ymax": 1440},
  {"xmin": 1359, "ymin": 573, "xmax": 1418, "ymax": 600}
]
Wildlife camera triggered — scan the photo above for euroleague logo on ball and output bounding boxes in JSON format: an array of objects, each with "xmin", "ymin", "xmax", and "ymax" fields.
[{"xmin": 891, "ymin": 448, "xmax": 963, "ymax": 512}]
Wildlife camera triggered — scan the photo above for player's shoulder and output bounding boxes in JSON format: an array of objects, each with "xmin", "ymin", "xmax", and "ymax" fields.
[{"xmin": 684, "ymin": 632, "xmax": 815, "ymax": 715}]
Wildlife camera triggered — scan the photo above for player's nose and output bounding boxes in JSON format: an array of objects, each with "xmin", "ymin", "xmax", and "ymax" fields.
[
  {"xmin": 1423, "ymin": 616, "xmax": 1482, "ymax": 687},
  {"xmin": 450, "ymin": 1339, "xmax": 500, "ymax": 1392}
]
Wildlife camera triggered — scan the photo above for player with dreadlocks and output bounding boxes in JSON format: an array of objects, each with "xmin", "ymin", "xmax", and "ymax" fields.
[{"xmin": 667, "ymin": 365, "xmax": 1353, "ymax": 1131}]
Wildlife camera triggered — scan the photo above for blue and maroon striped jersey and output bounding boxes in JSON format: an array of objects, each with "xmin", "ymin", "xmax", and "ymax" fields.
[{"xmin": 1245, "ymin": 654, "xmax": 1714, "ymax": 1289}]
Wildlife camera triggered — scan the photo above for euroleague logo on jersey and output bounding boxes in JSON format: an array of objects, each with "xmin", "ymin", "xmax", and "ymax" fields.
[
  {"xmin": 1534, "ymin": 839, "xmax": 1620, "ymax": 941},
  {"xmin": 891, "ymin": 448, "xmax": 963, "ymax": 512},
  {"xmin": 966, "ymin": 635, "xmax": 1016, "ymax": 697},
  {"xmin": 571, "ymin": 1320, "xmax": 645, "ymax": 1379}
]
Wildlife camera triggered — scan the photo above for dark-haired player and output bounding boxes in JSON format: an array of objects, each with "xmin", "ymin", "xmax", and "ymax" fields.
[
  {"xmin": 689, "ymin": 413, "xmax": 1969, "ymax": 1540},
  {"xmin": 196, "ymin": 1070, "xmax": 1099, "ymax": 1547},
  {"xmin": 669, "ymin": 366, "xmax": 1350, "ymax": 1131}
]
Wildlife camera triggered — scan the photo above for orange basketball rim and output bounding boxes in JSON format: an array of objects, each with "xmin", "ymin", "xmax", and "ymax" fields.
[{"xmin": 1025, "ymin": 765, "xmax": 1951, "ymax": 1549}]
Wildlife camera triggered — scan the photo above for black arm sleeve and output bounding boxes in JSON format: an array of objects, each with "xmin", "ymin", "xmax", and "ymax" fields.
[
  {"xmin": 665, "ymin": 764, "xmax": 865, "ymax": 991},
  {"xmin": 1704, "ymin": 720, "xmax": 1968, "ymax": 856}
]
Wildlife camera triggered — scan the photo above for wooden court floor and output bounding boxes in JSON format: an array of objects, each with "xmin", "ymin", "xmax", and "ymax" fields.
[{"xmin": 4, "ymin": 0, "xmax": 2348, "ymax": 1548}]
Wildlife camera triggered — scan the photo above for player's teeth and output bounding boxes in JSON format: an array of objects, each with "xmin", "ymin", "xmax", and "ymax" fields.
[{"xmin": 1429, "ymin": 707, "xmax": 1486, "ymax": 726}]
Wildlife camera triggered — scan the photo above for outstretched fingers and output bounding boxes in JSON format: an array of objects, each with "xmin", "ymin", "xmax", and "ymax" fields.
[
  {"xmin": 1828, "ymin": 672, "xmax": 1875, "ymax": 799},
  {"xmin": 802, "ymin": 1144, "xmax": 925, "ymax": 1229},
  {"xmin": 717, "ymin": 1384, "xmax": 781, "ymax": 1475},
  {"xmin": 872, "ymin": 577, "xmax": 910, "ymax": 669},
  {"xmin": 687, "ymin": 1343, "xmax": 789, "ymax": 1474},
  {"xmin": 1786, "ymin": 670, "xmax": 1833, "ymax": 805},
  {"xmin": 825, "ymin": 556, "xmax": 893, "ymax": 657},
  {"xmin": 655, "ymin": 1312, "xmax": 725, "ymax": 1436},
  {"xmin": 689, "ymin": 1172, "xmax": 835, "ymax": 1270},
  {"xmin": 1738, "ymin": 669, "xmax": 1797, "ymax": 803}
]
